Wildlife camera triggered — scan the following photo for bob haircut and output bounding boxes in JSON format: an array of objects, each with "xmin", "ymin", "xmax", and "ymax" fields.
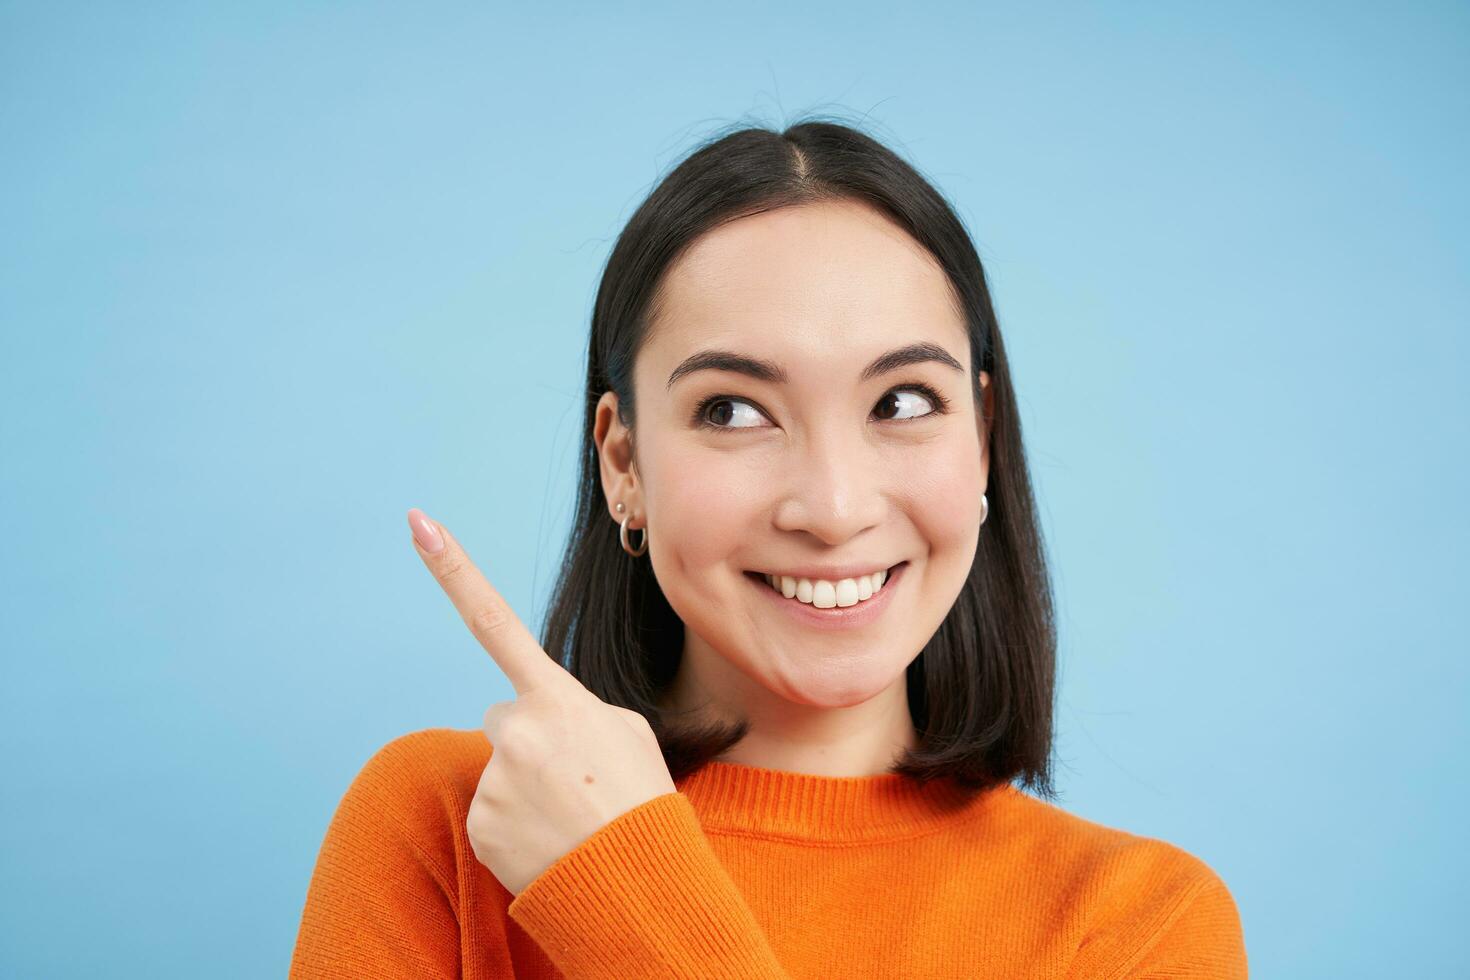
[{"xmin": 540, "ymin": 116, "xmax": 1057, "ymax": 799}]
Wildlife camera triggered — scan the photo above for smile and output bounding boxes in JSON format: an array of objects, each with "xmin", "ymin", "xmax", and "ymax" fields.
[{"xmin": 742, "ymin": 561, "xmax": 908, "ymax": 630}]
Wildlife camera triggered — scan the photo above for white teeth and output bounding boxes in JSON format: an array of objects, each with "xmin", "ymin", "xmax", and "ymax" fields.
[{"xmin": 761, "ymin": 567, "xmax": 892, "ymax": 608}]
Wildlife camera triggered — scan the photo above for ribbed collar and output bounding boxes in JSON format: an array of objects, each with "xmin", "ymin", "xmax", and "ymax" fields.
[{"xmin": 674, "ymin": 759, "xmax": 1004, "ymax": 843}]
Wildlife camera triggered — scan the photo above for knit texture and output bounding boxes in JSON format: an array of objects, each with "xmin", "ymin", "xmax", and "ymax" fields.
[{"xmin": 290, "ymin": 727, "xmax": 1247, "ymax": 978}]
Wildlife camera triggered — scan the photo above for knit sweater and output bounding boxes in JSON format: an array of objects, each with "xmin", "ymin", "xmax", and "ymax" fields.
[{"xmin": 289, "ymin": 727, "xmax": 1247, "ymax": 978}]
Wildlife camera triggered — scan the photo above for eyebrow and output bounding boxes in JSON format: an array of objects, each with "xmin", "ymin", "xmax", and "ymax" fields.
[{"xmin": 666, "ymin": 341, "xmax": 964, "ymax": 391}]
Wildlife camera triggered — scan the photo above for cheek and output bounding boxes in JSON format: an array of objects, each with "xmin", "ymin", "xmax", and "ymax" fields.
[
  {"xmin": 639, "ymin": 448, "xmax": 768, "ymax": 662},
  {"xmin": 641, "ymin": 445, "xmax": 760, "ymax": 572},
  {"xmin": 900, "ymin": 440, "xmax": 986, "ymax": 548}
]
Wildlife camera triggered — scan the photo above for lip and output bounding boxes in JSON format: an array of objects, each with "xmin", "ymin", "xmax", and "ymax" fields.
[
  {"xmin": 751, "ymin": 561, "xmax": 897, "ymax": 582},
  {"xmin": 743, "ymin": 561, "xmax": 907, "ymax": 631}
]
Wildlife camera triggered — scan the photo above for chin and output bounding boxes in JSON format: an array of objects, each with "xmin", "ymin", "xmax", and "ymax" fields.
[{"xmin": 768, "ymin": 657, "xmax": 906, "ymax": 709}]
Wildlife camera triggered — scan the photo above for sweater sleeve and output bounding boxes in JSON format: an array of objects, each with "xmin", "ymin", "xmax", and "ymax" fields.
[
  {"xmin": 1066, "ymin": 842, "xmax": 1248, "ymax": 980},
  {"xmin": 506, "ymin": 790, "xmax": 792, "ymax": 979},
  {"xmin": 1120, "ymin": 872, "xmax": 1248, "ymax": 979},
  {"xmin": 289, "ymin": 736, "xmax": 480, "ymax": 979}
]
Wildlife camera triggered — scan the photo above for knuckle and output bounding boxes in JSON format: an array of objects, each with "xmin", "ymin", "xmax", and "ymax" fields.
[
  {"xmin": 467, "ymin": 603, "xmax": 512, "ymax": 639},
  {"xmin": 466, "ymin": 809, "xmax": 485, "ymax": 845},
  {"xmin": 436, "ymin": 551, "xmax": 471, "ymax": 580},
  {"xmin": 526, "ymin": 689, "xmax": 572, "ymax": 718},
  {"xmin": 615, "ymin": 705, "xmax": 653, "ymax": 731},
  {"xmin": 493, "ymin": 712, "xmax": 538, "ymax": 750}
]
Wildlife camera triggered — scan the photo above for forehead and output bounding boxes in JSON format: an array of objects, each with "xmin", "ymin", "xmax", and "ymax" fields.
[{"xmin": 644, "ymin": 198, "xmax": 968, "ymax": 375}]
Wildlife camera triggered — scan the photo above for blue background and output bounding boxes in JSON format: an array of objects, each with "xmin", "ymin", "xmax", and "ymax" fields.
[{"xmin": 3, "ymin": 3, "xmax": 1465, "ymax": 976}]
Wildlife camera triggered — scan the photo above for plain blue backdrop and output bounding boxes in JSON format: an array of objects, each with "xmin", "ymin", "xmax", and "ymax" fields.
[{"xmin": 2, "ymin": 2, "xmax": 1465, "ymax": 976}]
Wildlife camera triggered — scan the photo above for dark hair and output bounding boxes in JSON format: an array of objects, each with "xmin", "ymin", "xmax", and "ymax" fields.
[{"xmin": 539, "ymin": 115, "xmax": 1057, "ymax": 800}]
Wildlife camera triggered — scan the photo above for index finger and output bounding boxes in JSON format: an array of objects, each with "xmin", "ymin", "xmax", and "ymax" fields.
[{"xmin": 406, "ymin": 507, "xmax": 576, "ymax": 696}]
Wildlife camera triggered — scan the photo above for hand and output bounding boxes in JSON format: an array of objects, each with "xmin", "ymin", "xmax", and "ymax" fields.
[{"xmin": 406, "ymin": 507, "xmax": 678, "ymax": 897}]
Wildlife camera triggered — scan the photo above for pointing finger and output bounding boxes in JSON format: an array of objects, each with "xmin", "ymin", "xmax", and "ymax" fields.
[{"xmin": 407, "ymin": 507, "xmax": 577, "ymax": 696}]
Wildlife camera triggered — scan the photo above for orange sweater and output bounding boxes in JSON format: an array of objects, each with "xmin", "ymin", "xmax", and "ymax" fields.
[{"xmin": 290, "ymin": 728, "xmax": 1247, "ymax": 978}]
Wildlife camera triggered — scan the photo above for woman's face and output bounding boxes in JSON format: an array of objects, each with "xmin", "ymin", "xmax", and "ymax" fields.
[{"xmin": 596, "ymin": 198, "xmax": 991, "ymax": 718}]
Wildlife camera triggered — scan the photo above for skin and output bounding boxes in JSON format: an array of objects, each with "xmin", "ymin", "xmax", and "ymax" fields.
[
  {"xmin": 403, "ymin": 198, "xmax": 994, "ymax": 896},
  {"xmin": 408, "ymin": 508, "xmax": 678, "ymax": 896},
  {"xmin": 593, "ymin": 198, "xmax": 994, "ymax": 779}
]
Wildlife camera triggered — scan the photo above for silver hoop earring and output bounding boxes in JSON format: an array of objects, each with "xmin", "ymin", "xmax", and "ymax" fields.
[
  {"xmin": 980, "ymin": 493, "xmax": 989, "ymax": 526},
  {"xmin": 616, "ymin": 503, "xmax": 648, "ymax": 557}
]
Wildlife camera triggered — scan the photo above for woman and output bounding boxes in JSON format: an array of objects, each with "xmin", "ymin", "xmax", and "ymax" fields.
[{"xmin": 290, "ymin": 120, "xmax": 1248, "ymax": 978}]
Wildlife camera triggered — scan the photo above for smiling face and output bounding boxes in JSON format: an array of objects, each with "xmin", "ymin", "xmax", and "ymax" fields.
[{"xmin": 594, "ymin": 198, "xmax": 992, "ymax": 745}]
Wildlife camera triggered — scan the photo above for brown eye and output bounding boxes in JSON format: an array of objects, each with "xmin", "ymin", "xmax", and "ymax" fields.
[
  {"xmin": 874, "ymin": 388, "xmax": 939, "ymax": 422},
  {"xmin": 699, "ymin": 397, "xmax": 766, "ymax": 429}
]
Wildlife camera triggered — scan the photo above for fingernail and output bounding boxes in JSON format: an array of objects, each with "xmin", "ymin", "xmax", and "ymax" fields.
[{"xmin": 408, "ymin": 508, "xmax": 445, "ymax": 554}]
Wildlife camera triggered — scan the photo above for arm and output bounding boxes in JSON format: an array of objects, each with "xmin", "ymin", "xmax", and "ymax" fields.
[
  {"xmin": 507, "ymin": 790, "xmax": 792, "ymax": 980},
  {"xmin": 1122, "ymin": 873, "xmax": 1248, "ymax": 979},
  {"xmin": 401, "ymin": 511, "xmax": 790, "ymax": 977},
  {"xmin": 288, "ymin": 738, "xmax": 508, "ymax": 979},
  {"xmin": 1067, "ymin": 857, "xmax": 1248, "ymax": 980}
]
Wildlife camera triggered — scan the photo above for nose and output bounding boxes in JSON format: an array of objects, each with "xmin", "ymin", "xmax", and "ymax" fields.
[{"xmin": 772, "ymin": 427, "xmax": 886, "ymax": 546}]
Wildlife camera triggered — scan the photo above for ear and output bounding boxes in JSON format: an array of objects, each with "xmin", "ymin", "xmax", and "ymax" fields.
[
  {"xmin": 976, "ymin": 370, "xmax": 994, "ymax": 495},
  {"xmin": 594, "ymin": 390, "xmax": 641, "ymax": 525}
]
